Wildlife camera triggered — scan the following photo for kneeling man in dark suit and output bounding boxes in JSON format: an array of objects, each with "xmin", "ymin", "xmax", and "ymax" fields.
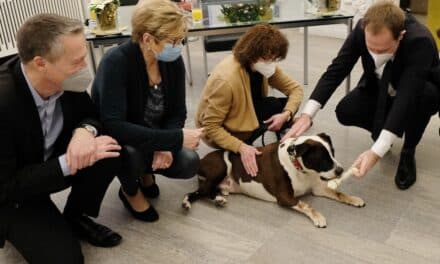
[
  {"xmin": 0, "ymin": 14, "xmax": 122, "ymax": 263},
  {"xmin": 283, "ymin": 1, "xmax": 439, "ymax": 190}
]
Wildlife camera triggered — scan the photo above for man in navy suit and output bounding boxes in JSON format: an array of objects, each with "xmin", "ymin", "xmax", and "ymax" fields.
[
  {"xmin": 0, "ymin": 14, "xmax": 123, "ymax": 263},
  {"xmin": 284, "ymin": 1, "xmax": 439, "ymax": 190}
]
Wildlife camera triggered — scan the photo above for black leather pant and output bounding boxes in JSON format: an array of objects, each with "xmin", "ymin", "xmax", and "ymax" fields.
[{"xmin": 119, "ymin": 145, "xmax": 199, "ymax": 196}]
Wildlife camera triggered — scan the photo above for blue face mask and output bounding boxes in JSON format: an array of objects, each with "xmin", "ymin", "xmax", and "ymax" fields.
[{"xmin": 155, "ymin": 43, "xmax": 182, "ymax": 62}]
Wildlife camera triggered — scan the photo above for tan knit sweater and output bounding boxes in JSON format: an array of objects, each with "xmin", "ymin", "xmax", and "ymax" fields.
[{"xmin": 196, "ymin": 55, "xmax": 304, "ymax": 153}]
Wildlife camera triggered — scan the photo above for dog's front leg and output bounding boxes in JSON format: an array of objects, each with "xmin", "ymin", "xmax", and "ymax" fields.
[
  {"xmin": 293, "ymin": 200, "xmax": 327, "ymax": 228},
  {"xmin": 312, "ymin": 185, "xmax": 365, "ymax": 207},
  {"xmin": 277, "ymin": 193, "xmax": 327, "ymax": 228}
]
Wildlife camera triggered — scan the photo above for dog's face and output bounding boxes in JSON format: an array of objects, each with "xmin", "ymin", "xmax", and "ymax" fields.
[{"xmin": 283, "ymin": 133, "xmax": 343, "ymax": 180}]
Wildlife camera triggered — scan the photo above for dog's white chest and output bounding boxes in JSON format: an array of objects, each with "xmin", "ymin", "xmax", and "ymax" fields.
[
  {"xmin": 238, "ymin": 180, "xmax": 277, "ymax": 202},
  {"xmin": 290, "ymin": 172, "xmax": 313, "ymax": 197}
]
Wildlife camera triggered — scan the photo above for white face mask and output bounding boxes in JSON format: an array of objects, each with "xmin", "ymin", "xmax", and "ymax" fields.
[
  {"xmin": 253, "ymin": 60, "xmax": 276, "ymax": 78},
  {"xmin": 62, "ymin": 67, "xmax": 93, "ymax": 92},
  {"xmin": 368, "ymin": 50, "xmax": 394, "ymax": 69}
]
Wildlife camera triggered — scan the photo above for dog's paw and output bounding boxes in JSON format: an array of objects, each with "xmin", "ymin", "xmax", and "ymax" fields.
[
  {"xmin": 214, "ymin": 195, "xmax": 227, "ymax": 207},
  {"xmin": 312, "ymin": 213, "xmax": 327, "ymax": 228},
  {"xmin": 182, "ymin": 195, "xmax": 191, "ymax": 210},
  {"xmin": 348, "ymin": 196, "xmax": 365, "ymax": 207}
]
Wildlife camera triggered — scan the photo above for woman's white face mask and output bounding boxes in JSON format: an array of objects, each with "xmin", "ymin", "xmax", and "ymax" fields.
[{"xmin": 253, "ymin": 60, "xmax": 276, "ymax": 78}]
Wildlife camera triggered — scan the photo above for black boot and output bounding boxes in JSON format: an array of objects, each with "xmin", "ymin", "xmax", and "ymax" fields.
[{"xmin": 394, "ymin": 148, "xmax": 417, "ymax": 190}]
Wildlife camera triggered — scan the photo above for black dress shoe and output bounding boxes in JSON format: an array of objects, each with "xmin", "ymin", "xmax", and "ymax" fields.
[
  {"xmin": 118, "ymin": 188, "xmax": 159, "ymax": 222},
  {"xmin": 69, "ymin": 215, "xmax": 122, "ymax": 247},
  {"xmin": 395, "ymin": 148, "xmax": 417, "ymax": 190},
  {"xmin": 140, "ymin": 174, "xmax": 160, "ymax": 199}
]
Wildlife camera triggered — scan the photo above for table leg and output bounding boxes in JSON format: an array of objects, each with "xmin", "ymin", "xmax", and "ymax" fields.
[
  {"xmin": 345, "ymin": 18, "xmax": 353, "ymax": 94},
  {"xmin": 304, "ymin": 26, "xmax": 308, "ymax": 85},
  {"xmin": 184, "ymin": 38, "xmax": 193, "ymax": 86},
  {"xmin": 88, "ymin": 42, "xmax": 97, "ymax": 74}
]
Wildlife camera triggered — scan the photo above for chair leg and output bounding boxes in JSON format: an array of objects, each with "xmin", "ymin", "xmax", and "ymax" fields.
[{"xmin": 202, "ymin": 37, "xmax": 209, "ymax": 78}]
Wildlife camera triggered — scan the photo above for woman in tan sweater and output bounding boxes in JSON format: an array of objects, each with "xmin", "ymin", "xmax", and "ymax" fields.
[{"xmin": 196, "ymin": 24, "xmax": 304, "ymax": 176}]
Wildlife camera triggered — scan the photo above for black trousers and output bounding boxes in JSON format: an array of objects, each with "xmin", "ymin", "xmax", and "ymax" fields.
[
  {"xmin": 119, "ymin": 145, "xmax": 199, "ymax": 196},
  {"xmin": 1, "ymin": 157, "xmax": 120, "ymax": 264},
  {"xmin": 245, "ymin": 97, "xmax": 290, "ymax": 145},
  {"xmin": 335, "ymin": 82, "xmax": 439, "ymax": 149}
]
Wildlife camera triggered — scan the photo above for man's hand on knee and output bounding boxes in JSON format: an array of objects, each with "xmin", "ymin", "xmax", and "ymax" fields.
[{"xmin": 67, "ymin": 128, "xmax": 97, "ymax": 175}]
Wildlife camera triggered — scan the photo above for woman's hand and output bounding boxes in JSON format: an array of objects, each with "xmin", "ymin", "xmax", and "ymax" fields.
[
  {"xmin": 264, "ymin": 111, "xmax": 291, "ymax": 131},
  {"xmin": 152, "ymin": 151, "xmax": 173, "ymax": 171},
  {"xmin": 182, "ymin": 128, "xmax": 203, "ymax": 149},
  {"xmin": 238, "ymin": 143, "xmax": 262, "ymax": 177}
]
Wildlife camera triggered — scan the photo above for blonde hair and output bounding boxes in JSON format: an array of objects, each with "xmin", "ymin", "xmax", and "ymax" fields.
[{"xmin": 131, "ymin": 0, "xmax": 188, "ymax": 43}]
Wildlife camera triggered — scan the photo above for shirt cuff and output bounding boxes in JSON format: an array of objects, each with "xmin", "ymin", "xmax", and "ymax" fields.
[
  {"xmin": 301, "ymin": 99, "xmax": 322, "ymax": 119},
  {"xmin": 371, "ymin": 130, "xmax": 397, "ymax": 157},
  {"xmin": 58, "ymin": 154, "xmax": 71, "ymax": 176}
]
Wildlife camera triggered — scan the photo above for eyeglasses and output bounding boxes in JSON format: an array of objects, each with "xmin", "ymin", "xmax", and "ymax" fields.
[
  {"xmin": 164, "ymin": 37, "xmax": 184, "ymax": 47},
  {"xmin": 152, "ymin": 35, "xmax": 184, "ymax": 47}
]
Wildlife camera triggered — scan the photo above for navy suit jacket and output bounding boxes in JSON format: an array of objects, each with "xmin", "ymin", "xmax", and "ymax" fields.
[{"xmin": 310, "ymin": 14, "xmax": 440, "ymax": 136}]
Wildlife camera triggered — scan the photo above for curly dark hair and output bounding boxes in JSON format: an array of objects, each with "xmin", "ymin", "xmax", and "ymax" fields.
[{"xmin": 233, "ymin": 24, "xmax": 289, "ymax": 67}]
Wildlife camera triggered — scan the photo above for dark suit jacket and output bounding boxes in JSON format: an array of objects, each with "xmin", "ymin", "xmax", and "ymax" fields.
[
  {"xmin": 0, "ymin": 56, "xmax": 101, "ymax": 246},
  {"xmin": 310, "ymin": 14, "xmax": 440, "ymax": 137},
  {"xmin": 92, "ymin": 40, "xmax": 186, "ymax": 153}
]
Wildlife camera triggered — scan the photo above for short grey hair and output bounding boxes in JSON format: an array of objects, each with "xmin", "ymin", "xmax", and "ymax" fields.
[{"xmin": 17, "ymin": 13, "xmax": 84, "ymax": 63}]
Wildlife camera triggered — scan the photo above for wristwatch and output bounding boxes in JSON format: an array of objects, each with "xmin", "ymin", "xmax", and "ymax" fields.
[{"xmin": 79, "ymin": 124, "xmax": 98, "ymax": 137}]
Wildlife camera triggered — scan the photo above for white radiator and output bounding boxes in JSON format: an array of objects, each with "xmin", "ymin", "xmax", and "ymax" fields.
[{"xmin": 0, "ymin": 0, "xmax": 84, "ymax": 58}]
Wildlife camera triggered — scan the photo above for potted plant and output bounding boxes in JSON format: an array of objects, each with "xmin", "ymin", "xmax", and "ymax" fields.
[{"xmin": 89, "ymin": 0, "xmax": 120, "ymax": 31}]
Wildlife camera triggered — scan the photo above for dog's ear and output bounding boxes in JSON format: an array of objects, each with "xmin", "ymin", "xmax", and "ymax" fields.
[
  {"xmin": 317, "ymin": 132, "xmax": 335, "ymax": 156},
  {"xmin": 288, "ymin": 143, "xmax": 310, "ymax": 157},
  {"xmin": 317, "ymin": 133, "xmax": 332, "ymax": 145}
]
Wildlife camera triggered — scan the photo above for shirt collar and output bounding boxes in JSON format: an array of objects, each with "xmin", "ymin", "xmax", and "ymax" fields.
[{"xmin": 21, "ymin": 63, "xmax": 64, "ymax": 107}]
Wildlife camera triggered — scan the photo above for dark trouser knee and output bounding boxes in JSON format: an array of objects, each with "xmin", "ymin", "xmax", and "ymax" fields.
[
  {"xmin": 64, "ymin": 156, "xmax": 120, "ymax": 218},
  {"xmin": 335, "ymin": 88, "xmax": 376, "ymax": 132},
  {"xmin": 170, "ymin": 149, "xmax": 200, "ymax": 179},
  {"xmin": 403, "ymin": 82, "xmax": 439, "ymax": 148}
]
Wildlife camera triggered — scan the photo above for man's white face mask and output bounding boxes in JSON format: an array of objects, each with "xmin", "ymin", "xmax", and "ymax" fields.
[
  {"xmin": 368, "ymin": 51, "xmax": 394, "ymax": 69},
  {"xmin": 253, "ymin": 60, "xmax": 276, "ymax": 78},
  {"xmin": 62, "ymin": 67, "xmax": 93, "ymax": 92}
]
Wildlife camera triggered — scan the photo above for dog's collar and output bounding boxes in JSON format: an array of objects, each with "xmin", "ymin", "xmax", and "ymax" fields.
[{"xmin": 292, "ymin": 158, "xmax": 304, "ymax": 171}]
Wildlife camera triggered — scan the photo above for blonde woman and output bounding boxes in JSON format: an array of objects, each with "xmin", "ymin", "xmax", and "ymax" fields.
[{"xmin": 92, "ymin": 0, "xmax": 202, "ymax": 222}]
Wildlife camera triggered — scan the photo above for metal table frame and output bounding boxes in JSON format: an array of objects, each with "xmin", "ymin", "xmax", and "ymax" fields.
[{"xmin": 86, "ymin": 16, "xmax": 353, "ymax": 92}]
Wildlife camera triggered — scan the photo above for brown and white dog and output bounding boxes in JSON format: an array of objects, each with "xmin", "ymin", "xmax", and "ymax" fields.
[{"xmin": 182, "ymin": 133, "xmax": 365, "ymax": 227}]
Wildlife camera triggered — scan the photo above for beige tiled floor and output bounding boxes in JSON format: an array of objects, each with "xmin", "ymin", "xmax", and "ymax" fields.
[{"xmin": 1, "ymin": 29, "xmax": 439, "ymax": 264}]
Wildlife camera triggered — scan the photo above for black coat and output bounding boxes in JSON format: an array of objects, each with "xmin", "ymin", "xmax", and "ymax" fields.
[
  {"xmin": 0, "ymin": 56, "xmax": 101, "ymax": 246},
  {"xmin": 310, "ymin": 14, "xmax": 440, "ymax": 137},
  {"xmin": 92, "ymin": 40, "xmax": 186, "ymax": 152}
]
